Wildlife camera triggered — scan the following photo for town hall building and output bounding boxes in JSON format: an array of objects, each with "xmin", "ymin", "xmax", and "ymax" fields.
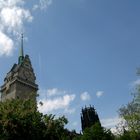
[{"xmin": 0, "ymin": 35, "xmax": 38, "ymax": 101}]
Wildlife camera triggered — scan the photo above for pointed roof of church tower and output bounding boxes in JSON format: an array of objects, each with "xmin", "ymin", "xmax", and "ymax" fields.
[{"xmin": 18, "ymin": 33, "xmax": 24, "ymax": 64}]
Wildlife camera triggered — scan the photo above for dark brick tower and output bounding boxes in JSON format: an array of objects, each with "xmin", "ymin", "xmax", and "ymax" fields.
[{"xmin": 81, "ymin": 105, "xmax": 101, "ymax": 131}]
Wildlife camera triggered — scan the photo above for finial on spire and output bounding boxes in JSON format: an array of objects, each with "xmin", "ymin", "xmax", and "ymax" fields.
[{"xmin": 18, "ymin": 33, "xmax": 24, "ymax": 64}]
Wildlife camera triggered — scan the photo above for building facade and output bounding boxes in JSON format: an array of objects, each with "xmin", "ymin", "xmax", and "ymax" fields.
[{"xmin": 0, "ymin": 37, "xmax": 38, "ymax": 101}]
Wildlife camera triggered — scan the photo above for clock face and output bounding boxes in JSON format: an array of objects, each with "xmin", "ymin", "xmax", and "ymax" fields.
[
  {"xmin": 23, "ymin": 70, "xmax": 35, "ymax": 81},
  {"xmin": 23, "ymin": 71, "xmax": 30, "ymax": 79}
]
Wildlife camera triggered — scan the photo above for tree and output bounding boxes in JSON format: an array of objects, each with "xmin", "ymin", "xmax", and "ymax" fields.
[
  {"xmin": 43, "ymin": 114, "xmax": 68, "ymax": 140},
  {"xmin": 118, "ymin": 82, "xmax": 140, "ymax": 139},
  {"xmin": 0, "ymin": 99, "xmax": 69, "ymax": 140},
  {"xmin": 117, "ymin": 130, "xmax": 134, "ymax": 140},
  {"xmin": 74, "ymin": 123, "xmax": 114, "ymax": 140},
  {"xmin": 0, "ymin": 99, "xmax": 45, "ymax": 139}
]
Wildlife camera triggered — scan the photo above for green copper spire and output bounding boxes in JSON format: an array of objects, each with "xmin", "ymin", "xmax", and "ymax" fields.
[{"xmin": 18, "ymin": 34, "xmax": 24, "ymax": 64}]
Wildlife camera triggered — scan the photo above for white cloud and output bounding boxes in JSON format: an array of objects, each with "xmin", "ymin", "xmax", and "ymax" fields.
[
  {"xmin": 0, "ymin": 0, "xmax": 33, "ymax": 56},
  {"xmin": 38, "ymin": 94, "xmax": 76, "ymax": 113},
  {"xmin": 1, "ymin": 7, "xmax": 32, "ymax": 32},
  {"xmin": 32, "ymin": 5, "xmax": 39, "ymax": 11},
  {"xmin": 80, "ymin": 91, "xmax": 90, "ymax": 101},
  {"xmin": 132, "ymin": 79, "xmax": 140, "ymax": 87},
  {"xmin": 96, "ymin": 91, "xmax": 104, "ymax": 98},
  {"xmin": 38, "ymin": 88, "xmax": 69, "ymax": 99},
  {"xmin": 0, "ymin": 31, "xmax": 14, "ymax": 56},
  {"xmin": 38, "ymin": 89, "xmax": 48, "ymax": 99},
  {"xmin": 33, "ymin": 0, "xmax": 52, "ymax": 11},
  {"xmin": 47, "ymin": 88, "xmax": 59, "ymax": 96},
  {"xmin": 72, "ymin": 121, "xmax": 78, "ymax": 127},
  {"xmin": 101, "ymin": 117, "xmax": 121, "ymax": 128},
  {"xmin": 47, "ymin": 88, "xmax": 67, "ymax": 97},
  {"xmin": 0, "ymin": 0, "xmax": 52, "ymax": 57},
  {"xmin": 64, "ymin": 108, "xmax": 76, "ymax": 114},
  {"xmin": 101, "ymin": 116, "xmax": 123, "ymax": 133},
  {"xmin": 38, "ymin": 88, "xmax": 76, "ymax": 114}
]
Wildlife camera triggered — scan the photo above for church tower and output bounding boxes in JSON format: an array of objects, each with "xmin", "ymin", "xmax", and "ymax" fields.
[
  {"xmin": 81, "ymin": 105, "xmax": 101, "ymax": 131},
  {"xmin": 0, "ymin": 35, "xmax": 38, "ymax": 101}
]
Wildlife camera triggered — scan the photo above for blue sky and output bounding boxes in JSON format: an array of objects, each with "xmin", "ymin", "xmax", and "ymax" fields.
[{"xmin": 0, "ymin": 0, "xmax": 140, "ymax": 132}]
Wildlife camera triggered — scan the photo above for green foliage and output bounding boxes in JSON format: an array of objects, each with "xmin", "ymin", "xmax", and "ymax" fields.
[
  {"xmin": 43, "ymin": 114, "xmax": 68, "ymax": 140},
  {"xmin": 73, "ymin": 136, "xmax": 82, "ymax": 140},
  {"xmin": 0, "ymin": 99, "xmax": 69, "ymax": 140},
  {"xmin": 117, "ymin": 130, "xmax": 136, "ymax": 140},
  {"xmin": 118, "ymin": 82, "xmax": 140, "ymax": 139},
  {"xmin": 74, "ymin": 123, "xmax": 114, "ymax": 140},
  {"xmin": 0, "ymin": 99, "xmax": 45, "ymax": 139},
  {"xmin": 2, "ymin": 87, "xmax": 140, "ymax": 140},
  {"xmin": 2, "ymin": 99, "xmax": 115, "ymax": 140}
]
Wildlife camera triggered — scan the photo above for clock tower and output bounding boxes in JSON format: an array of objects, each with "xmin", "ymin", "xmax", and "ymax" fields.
[{"xmin": 0, "ymin": 35, "xmax": 38, "ymax": 101}]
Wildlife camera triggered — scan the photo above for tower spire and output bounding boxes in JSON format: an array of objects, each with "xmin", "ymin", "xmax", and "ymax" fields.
[{"xmin": 18, "ymin": 33, "xmax": 24, "ymax": 64}]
